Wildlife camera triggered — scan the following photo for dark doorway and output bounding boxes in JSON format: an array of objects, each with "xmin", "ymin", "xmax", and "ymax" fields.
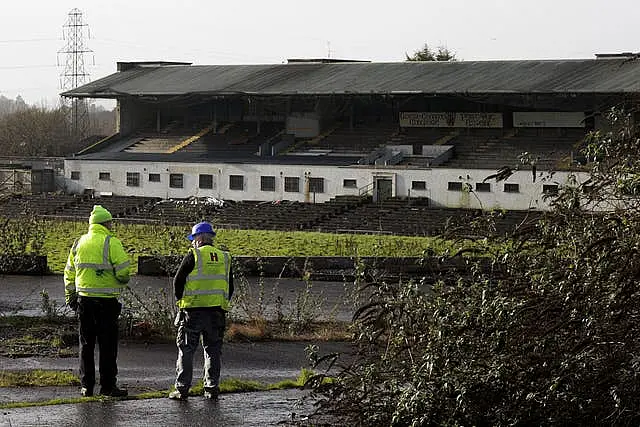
[{"xmin": 375, "ymin": 178, "xmax": 393, "ymax": 202}]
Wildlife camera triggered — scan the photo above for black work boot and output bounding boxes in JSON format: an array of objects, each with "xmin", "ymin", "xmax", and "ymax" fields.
[
  {"xmin": 168, "ymin": 389, "xmax": 188, "ymax": 400},
  {"xmin": 99, "ymin": 386, "xmax": 128, "ymax": 397},
  {"xmin": 203, "ymin": 387, "xmax": 219, "ymax": 400}
]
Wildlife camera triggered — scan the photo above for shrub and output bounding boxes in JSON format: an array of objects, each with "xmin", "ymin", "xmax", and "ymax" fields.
[{"xmin": 308, "ymin": 107, "xmax": 640, "ymax": 426}]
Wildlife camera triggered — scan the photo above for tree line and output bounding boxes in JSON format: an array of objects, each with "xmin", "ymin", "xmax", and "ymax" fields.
[{"xmin": 0, "ymin": 96, "xmax": 115, "ymax": 156}]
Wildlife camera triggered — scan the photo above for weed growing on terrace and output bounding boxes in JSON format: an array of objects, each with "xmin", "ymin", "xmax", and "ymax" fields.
[
  {"xmin": 278, "ymin": 271, "xmax": 326, "ymax": 335},
  {"xmin": 229, "ymin": 256, "xmax": 274, "ymax": 324},
  {"xmin": 230, "ymin": 257, "xmax": 336, "ymax": 336},
  {"xmin": 120, "ymin": 281, "xmax": 176, "ymax": 340},
  {"xmin": 39, "ymin": 289, "xmax": 68, "ymax": 318}
]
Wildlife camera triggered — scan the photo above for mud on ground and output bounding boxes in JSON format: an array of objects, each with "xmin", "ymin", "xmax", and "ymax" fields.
[{"xmin": 0, "ymin": 316, "xmax": 76, "ymax": 358}]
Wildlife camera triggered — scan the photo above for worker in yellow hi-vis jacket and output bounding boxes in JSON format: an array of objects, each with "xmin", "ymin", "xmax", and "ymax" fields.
[
  {"xmin": 64, "ymin": 205, "xmax": 131, "ymax": 398},
  {"xmin": 169, "ymin": 221, "xmax": 233, "ymax": 401}
]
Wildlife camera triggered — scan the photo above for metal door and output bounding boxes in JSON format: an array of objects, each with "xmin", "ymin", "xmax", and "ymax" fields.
[{"xmin": 375, "ymin": 178, "xmax": 393, "ymax": 202}]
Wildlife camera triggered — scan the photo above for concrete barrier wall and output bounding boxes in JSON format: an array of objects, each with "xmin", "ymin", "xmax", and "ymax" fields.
[
  {"xmin": 0, "ymin": 255, "xmax": 494, "ymax": 280},
  {"xmin": 137, "ymin": 255, "xmax": 479, "ymax": 279},
  {"xmin": 0, "ymin": 256, "xmax": 48, "ymax": 275}
]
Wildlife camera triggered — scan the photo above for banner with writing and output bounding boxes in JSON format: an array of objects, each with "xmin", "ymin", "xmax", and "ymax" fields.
[
  {"xmin": 399, "ymin": 112, "xmax": 503, "ymax": 128},
  {"xmin": 513, "ymin": 112, "xmax": 585, "ymax": 128}
]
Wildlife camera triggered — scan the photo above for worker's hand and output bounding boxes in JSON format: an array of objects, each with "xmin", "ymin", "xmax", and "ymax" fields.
[
  {"xmin": 68, "ymin": 296, "xmax": 78, "ymax": 312},
  {"xmin": 174, "ymin": 310, "xmax": 185, "ymax": 327}
]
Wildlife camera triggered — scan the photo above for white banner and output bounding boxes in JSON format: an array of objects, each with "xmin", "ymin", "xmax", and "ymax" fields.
[
  {"xmin": 399, "ymin": 112, "xmax": 503, "ymax": 128},
  {"xmin": 513, "ymin": 112, "xmax": 585, "ymax": 128}
]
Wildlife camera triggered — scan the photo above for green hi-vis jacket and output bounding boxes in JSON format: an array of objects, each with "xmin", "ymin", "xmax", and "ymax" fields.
[
  {"xmin": 178, "ymin": 246, "xmax": 231, "ymax": 310},
  {"xmin": 63, "ymin": 223, "xmax": 131, "ymax": 303}
]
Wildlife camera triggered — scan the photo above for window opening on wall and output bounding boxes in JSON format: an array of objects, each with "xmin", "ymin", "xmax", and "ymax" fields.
[
  {"xmin": 261, "ymin": 176, "xmax": 276, "ymax": 191},
  {"xmin": 475, "ymin": 182, "xmax": 491, "ymax": 192},
  {"xmin": 308, "ymin": 177, "xmax": 325, "ymax": 193},
  {"xmin": 543, "ymin": 184, "xmax": 559, "ymax": 195},
  {"xmin": 284, "ymin": 176, "xmax": 300, "ymax": 192},
  {"xmin": 149, "ymin": 173, "xmax": 161, "ymax": 183},
  {"xmin": 343, "ymin": 179, "xmax": 357, "ymax": 188},
  {"xmin": 71, "ymin": 171, "xmax": 80, "ymax": 180},
  {"xmin": 411, "ymin": 180, "xmax": 426, "ymax": 190},
  {"xmin": 199, "ymin": 174, "xmax": 214, "ymax": 189},
  {"xmin": 229, "ymin": 175, "xmax": 244, "ymax": 191},
  {"xmin": 126, "ymin": 172, "xmax": 140, "ymax": 187},
  {"xmin": 99, "ymin": 172, "xmax": 110, "ymax": 181},
  {"xmin": 448, "ymin": 181, "xmax": 463, "ymax": 191},
  {"xmin": 504, "ymin": 183, "xmax": 520, "ymax": 193},
  {"xmin": 169, "ymin": 173, "xmax": 184, "ymax": 189}
]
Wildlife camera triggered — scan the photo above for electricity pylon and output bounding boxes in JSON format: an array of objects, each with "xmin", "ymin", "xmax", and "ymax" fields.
[{"xmin": 58, "ymin": 8, "xmax": 93, "ymax": 136}]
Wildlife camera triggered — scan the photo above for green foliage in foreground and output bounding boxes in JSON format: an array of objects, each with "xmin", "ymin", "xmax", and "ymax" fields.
[
  {"xmin": 37, "ymin": 222, "xmax": 459, "ymax": 273},
  {"xmin": 308, "ymin": 108, "xmax": 640, "ymax": 426}
]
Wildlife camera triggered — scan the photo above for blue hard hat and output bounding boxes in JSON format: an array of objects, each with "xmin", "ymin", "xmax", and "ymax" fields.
[{"xmin": 188, "ymin": 221, "xmax": 216, "ymax": 241}]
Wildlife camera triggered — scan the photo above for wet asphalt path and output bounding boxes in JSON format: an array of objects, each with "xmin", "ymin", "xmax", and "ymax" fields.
[
  {"xmin": 0, "ymin": 340, "xmax": 350, "ymax": 426},
  {"xmin": 0, "ymin": 341, "xmax": 351, "ymax": 402},
  {"xmin": 1, "ymin": 388, "xmax": 314, "ymax": 426},
  {"xmin": 0, "ymin": 274, "xmax": 354, "ymax": 426}
]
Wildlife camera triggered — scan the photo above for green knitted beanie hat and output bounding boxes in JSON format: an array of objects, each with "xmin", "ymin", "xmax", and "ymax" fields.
[{"xmin": 89, "ymin": 205, "xmax": 113, "ymax": 224}]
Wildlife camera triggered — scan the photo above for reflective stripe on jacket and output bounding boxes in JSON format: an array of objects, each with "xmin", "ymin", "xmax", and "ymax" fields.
[
  {"xmin": 178, "ymin": 246, "xmax": 231, "ymax": 310},
  {"xmin": 63, "ymin": 223, "xmax": 130, "ymax": 300}
]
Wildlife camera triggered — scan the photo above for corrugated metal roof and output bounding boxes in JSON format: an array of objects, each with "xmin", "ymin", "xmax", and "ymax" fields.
[{"xmin": 62, "ymin": 58, "xmax": 640, "ymax": 98}]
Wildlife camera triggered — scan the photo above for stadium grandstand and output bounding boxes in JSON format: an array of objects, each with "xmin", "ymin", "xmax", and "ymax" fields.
[{"xmin": 49, "ymin": 54, "xmax": 640, "ymax": 232}]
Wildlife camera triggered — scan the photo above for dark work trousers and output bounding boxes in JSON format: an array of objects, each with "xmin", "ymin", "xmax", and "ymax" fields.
[
  {"xmin": 175, "ymin": 308, "xmax": 226, "ymax": 393},
  {"xmin": 77, "ymin": 296, "xmax": 122, "ymax": 390}
]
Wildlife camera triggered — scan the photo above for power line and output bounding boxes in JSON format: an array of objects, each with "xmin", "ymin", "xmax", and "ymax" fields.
[
  {"xmin": 0, "ymin": 38, "xmax": 58, "ymax": 44},
  {"xmin": 0, "ymin": 64, "xmax": 58, "ymax": 69}
]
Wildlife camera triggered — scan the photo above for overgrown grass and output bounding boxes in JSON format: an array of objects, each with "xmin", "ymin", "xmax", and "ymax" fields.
[
  {"xmin": 225, "ymin": 320, "xmax": 351, "ymax": 342},
  {"xmin": 187, "ymin": 368, "xmax": 314, "ymax": 395},
  {"xmin": 0, "ymin": 369, "xmax": 79, "ymax": 387},
  {"xmin": 0, "ymin": 369, "xmax": 315, "ymax": 409},
  {"xmin": 41, "ymin": 220, "xmax": 460, "ymax": 273},
  {"xmin": 0, "ymin": 315, "xmax": 77, "ymax": 357}
]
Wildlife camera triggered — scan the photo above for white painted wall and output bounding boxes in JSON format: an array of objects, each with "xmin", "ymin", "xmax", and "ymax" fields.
[{"xmin": 64, "ymin": 159, "xmax": 588, "ymax": 211}]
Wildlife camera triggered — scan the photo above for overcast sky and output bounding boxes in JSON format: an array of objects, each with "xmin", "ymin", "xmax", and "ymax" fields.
[{"xmin": 1, "ymin": 0, "xmax": 639, "ymax": 107}]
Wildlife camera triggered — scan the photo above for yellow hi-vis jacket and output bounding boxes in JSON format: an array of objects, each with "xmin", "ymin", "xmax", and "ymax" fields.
[
  {"xmin": 64, "ymin": 223, "xmax": 130, "ymax": 303},
  {"xmin": 177, "ymin": 246, "xmax": 231, "ymax": 311}
]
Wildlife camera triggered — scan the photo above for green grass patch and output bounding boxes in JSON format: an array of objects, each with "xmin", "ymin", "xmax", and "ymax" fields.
[
  {"xmin": 0, "ymin": 370, "xmax": 316, "ymax": 409},
  {"xmin": 0, "ymin": 369, "xmax": 79, "ymax": 387},
  {"xmin": 187, "ymin": 368, "xmax": 314, "ymax": 395},
  {"xmin": 41, "ymin": 219, "xmax": 468, "ymax": 274},
  {"xmin": 3, "ymin": 335, "xmax": 49, "ymax": 346},
  {"xmin": 0, "ymin": 395, "xmax": 134, "ymax": 408}
]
